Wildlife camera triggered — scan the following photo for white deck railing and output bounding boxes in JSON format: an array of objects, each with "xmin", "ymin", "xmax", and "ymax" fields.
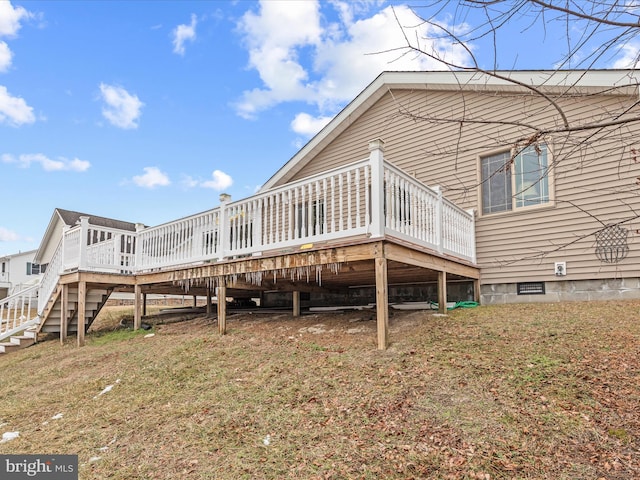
[
  {"xmin": 1, "ymin": 283, "xmax": 40, "ymax": 342},
  {"xmin": 383, "ymin": 162, "xmax": 476, "ymax": 262},
  {"xmin": 136, "ymin": 159, "xmax": 374, "ymax": 271},
  {"xmin": 30, "ymin": 141, "xmax": 475, "ymax": 315},
  {"xmin": 36, "ymin": 219, "xmax": 138, "ymax": 315}
]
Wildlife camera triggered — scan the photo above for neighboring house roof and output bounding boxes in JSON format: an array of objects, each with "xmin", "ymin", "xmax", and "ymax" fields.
[
  {"xmin": 34, "ymin": 208, "xmax": 139, "ymax": 264},
  {"xmin": 0, "ymin": 249, "xmax": 37, "ymax": 261},
  {"xmin": 261, "ymin": 69, "xmax": 640, "ymax": 190},
  {"xmin": 54, "ymin": 208, "xmax": 138, "ymax": 232}
]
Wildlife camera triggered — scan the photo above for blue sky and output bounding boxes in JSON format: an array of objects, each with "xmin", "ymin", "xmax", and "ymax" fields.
[{"xmin": 1, "ymin": 0, "xmax": 638, "ymax": 256}]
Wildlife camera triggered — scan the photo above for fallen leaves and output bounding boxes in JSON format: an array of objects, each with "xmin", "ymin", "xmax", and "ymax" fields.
[{"xmin": 1, "ymin": 302, "xmax": 639, "ymax": 478}]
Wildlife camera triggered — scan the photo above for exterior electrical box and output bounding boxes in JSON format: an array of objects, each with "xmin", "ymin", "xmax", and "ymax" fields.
[{"xmin": 555, "ymin": 262, "xmax": 567, "ymax": 276}]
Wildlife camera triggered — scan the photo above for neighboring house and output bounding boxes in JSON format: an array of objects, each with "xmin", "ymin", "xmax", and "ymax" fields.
[
  {"xmin": 262, "ymin": 70, "xmax": 640, "ymax": 303},
  {"xmin": 0, "ymin": 249, "xmax": 39, "ymax": 299}
]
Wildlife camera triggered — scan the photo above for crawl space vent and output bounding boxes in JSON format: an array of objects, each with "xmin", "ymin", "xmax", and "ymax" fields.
[{"xmin": 517, "ymin": 282, "xmax": 546, "ymax": 295}]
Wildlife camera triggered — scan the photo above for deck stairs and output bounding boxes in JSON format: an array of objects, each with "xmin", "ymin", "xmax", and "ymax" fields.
[
  {"xmin": 0, "ymin": 327, "xmax": 38, "ymax": 354},
  {"xmin": 0, "ymin": 283, "xmax": 40, "ymax": 357},
  {"xmin": 37, "ymin": 285, "xmax": 113, "ymax": 336},
  {"xmin": 0, "ymin": 281, "xmax": 113, "ymax": 356}
]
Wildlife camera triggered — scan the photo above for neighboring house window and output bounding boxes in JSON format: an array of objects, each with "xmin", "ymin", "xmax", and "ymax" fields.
[
  {"xmin": 26, "ymin": 262, "xmax": 45, "ymax": 275},
  {"xmin": 1, "ymin": 262, "xmax": 5, "ymax": 274},
  {"xmin": 481, "ymin": 144, "xmax": 550, "ymax": 215}
]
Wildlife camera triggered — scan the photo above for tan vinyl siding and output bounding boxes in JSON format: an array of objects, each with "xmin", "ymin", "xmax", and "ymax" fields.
[{"xmin": 275, "ymin": 86, "xmax": 640, "ymax": 285}]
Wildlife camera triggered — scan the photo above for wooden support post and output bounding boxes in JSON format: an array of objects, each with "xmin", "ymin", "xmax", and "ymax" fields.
[
  {"xmin": 473, "ymin": 278, "xmax": 481, "ymax": 304},
  {"xmin": 142, "ymin": 293, "xmax": 147, "ymax": 316},
  {"xmin": 206, "ymin": 288, "xmax": 212, "ymax": 316},
  {"xmin": 217, "ymin": 284, "xmax": 227, "ymax": 335},
  {"xmin": 134, "ymin": 284, "xmax": 142, "ymax": 330},
  {"xmin": 193, "ymin": 295, "xmax": 197, "ymax": 307},
  {"xmin": 77, "ymin": 281, "xmax": 86, "ymax": 347},
  {"xmin": 438, "ymin": 270, "xmax": 448, "ymax": 314},
  {"xmin": 60, "ymin": 284, "xmax": 68, "ymax": 345},
  {"xmin": 375, "ymin": 256, "xmax": 389, "ymax": 350},
  {"xmin": 292, "ymin": 291, "xmax": 301, "ymax": 317}
]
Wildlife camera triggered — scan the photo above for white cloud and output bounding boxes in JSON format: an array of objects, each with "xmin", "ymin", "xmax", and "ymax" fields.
[
  {"xmin": 290, "ymin": 112, "xmax": 333, "ymax": 136},
  {"xmin": 0, "ymin": 85, "xmax": 35, "ymax": 126},
  {"xmin": 0, "ymin": 1, "xmax": 33, "ymax": 74},
  {"xmin": 99, "ymin": 83, "xmax": 144, "ymax": 129},
  {"xmin": 202, "ymin": 170, "xmax": 233, "ymax": 190},
  {"xmin": 0, "ymin": 42, "xmax": 12, "ymax": 72},
  {"xmin": 235, "ymin": 0, "xmax": 323, "ymax": 119},
  {"xmin": 132, "ymin": 167, "xmax": 170, "ymax": 188},
  {"xmin": 0, "ymin": 227, "xmax": 20, "ymax": 242},
  {"xmin": 172, "ymin": 14, "xmax": 197, "ymax": 55},
  {"xmin": 234, "ymin": 2, "xmax": 471, "ymax": 121},
  {"xmin": 182, "ymin": 175, "xmax": 199, "ymax": 188},
  {"xmin": 184, "ymin": 170, "xmax": 233, "ymax": 191},
  {"xmin": 0, "ymin": 1, "xmax": 32, "ymax": 37},
  {"xmin": 1, "ymin": 153, "xmax": 90, "ymax": 171},
  {"xmin": 612, "ymin": 42, "xmax": 640, "ymax": 68}
]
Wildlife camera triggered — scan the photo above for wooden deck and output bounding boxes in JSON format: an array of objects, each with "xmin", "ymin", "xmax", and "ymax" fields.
[
  {"xmin": 56, "ymin": 238, "xmax": 479, "ymax": 350},
  {"xmin": 4, "ymin": 140, "xmax": 479, "ymax": 350}
]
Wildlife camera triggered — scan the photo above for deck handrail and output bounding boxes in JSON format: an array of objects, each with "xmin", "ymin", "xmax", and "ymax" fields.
[
  {"xmin": 42, "ymin": 144, "xmax": 476, "ymax": 279},
  {"xmin": 136, "ymin": 157, "xmax": 374, "ymax": 272},
  {"xmin": 0, "ymin": 283, "xmax": 40, "ymax": 342},
  {"xmin": 382, "ymin": 162, "xmax": 476, "ymax": 263},
  {"xmin": 38, "ymin": 233, "xmax": 67, "ymax": 315}
]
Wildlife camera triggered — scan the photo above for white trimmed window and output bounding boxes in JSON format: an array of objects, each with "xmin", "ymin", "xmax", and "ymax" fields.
[{"xmin": 481, "ymin": 145, "xmax": 550, "ymax": 215}]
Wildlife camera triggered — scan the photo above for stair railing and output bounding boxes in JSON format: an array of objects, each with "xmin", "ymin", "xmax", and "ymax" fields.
[
  {"xmin": 0, "ymin": 283, "xmax": 40, "ymax": 342},
  {"xmin": 37, "ymin": 231, "xmax": 68, "ymax": 316}
]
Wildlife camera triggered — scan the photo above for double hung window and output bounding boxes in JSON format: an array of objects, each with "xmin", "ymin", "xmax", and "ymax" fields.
[{"xmin": 481, "ymin": 145, "xmax": 550, "ymax": 215}]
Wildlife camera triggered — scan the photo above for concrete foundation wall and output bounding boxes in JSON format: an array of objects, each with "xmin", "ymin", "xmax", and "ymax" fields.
[{"xmin": 481, "ymin": 278, "xmax": 640, "ymax": 304}]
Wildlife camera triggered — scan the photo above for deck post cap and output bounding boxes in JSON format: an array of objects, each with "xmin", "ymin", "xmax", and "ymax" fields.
[{"xmin": 368, "ymin": 139, "xmax": 385, "ymax": 152}]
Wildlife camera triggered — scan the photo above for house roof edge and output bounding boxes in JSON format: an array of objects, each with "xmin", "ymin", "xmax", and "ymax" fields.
[{"xmin": 260, "ymin": 69, "xmax": 640, "ymax": 190}]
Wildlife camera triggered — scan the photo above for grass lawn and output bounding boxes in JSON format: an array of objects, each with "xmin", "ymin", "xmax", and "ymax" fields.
[{"xmin": 0, "ymin": 301, "xmax": 638, "ymax": 479}]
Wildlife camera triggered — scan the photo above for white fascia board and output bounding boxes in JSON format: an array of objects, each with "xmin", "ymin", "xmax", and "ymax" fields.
[{"xmin": 380, "ymin": 69, "xmax": 640, "ymax": 89}]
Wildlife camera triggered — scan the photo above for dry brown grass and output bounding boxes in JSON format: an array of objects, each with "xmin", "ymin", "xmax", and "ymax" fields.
[{"xmin": 0, "ymin": 301, "xmax": 639, "ymax": 479}]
